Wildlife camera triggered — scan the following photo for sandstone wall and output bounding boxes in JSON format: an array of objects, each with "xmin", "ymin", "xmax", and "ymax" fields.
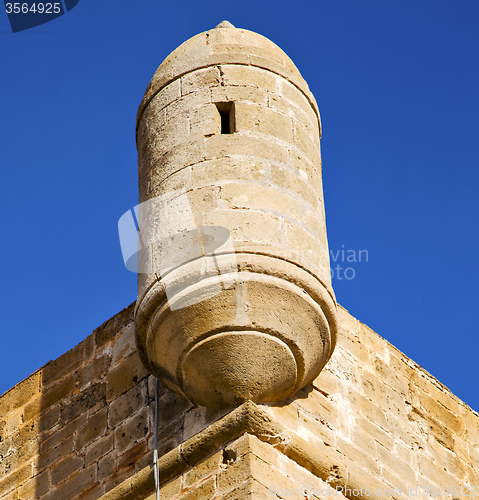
[
  {"xmin": 0, "ymin": 304, "xmax": 477, "ymax": 499},
  {"xmin": 261, "ymin": 306, "xmax": 479, "ymax": 498},
  {"xmin": 0, "ymin": 304, "xmax": 154, "ymax": 500}
]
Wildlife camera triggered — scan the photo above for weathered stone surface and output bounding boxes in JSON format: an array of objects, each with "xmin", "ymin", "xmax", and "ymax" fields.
[
  {"xmin": 135, "ymin": 23, "xmax": 337, "ymax": 409},
  {"xmin": 1, "ymin": 302, "xmax": 477, "ymax": 499}
]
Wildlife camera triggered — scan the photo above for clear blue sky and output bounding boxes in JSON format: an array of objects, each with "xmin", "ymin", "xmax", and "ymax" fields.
[{"xmin": 1, "ymin": 1, "xmax": 478, "ymax": 412}]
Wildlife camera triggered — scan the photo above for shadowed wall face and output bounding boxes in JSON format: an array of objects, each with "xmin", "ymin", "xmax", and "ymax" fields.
[{"xmin": 134, "ymin": 23, "xmax": 338, "ymax": 409}]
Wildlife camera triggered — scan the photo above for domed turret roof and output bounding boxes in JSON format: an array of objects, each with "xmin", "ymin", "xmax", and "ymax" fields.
[{"xmin": 137, "ymin": 22, "xmax": 319, "ymax": 128}]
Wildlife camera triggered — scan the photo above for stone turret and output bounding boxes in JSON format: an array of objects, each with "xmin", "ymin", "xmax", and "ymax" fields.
[{"xmin": 134, "ymin": 22, "xmax": 338, "ymax": 408}]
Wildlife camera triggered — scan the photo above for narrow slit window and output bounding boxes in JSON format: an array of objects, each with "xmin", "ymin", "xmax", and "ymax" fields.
[{"xmin": 215, "ymin": 102, "xmax": 235, "ymax": 134}]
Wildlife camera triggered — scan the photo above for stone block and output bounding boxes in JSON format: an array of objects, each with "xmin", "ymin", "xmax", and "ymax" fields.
[
  {"xmin": 418, "ymin": 453, "xmax": 457, "ymax": 489},
  {"xmin": 180, "ymin": 475, "xmax": 216, "ymax": 500},
  {"xmin": 102, "ymin": 465, "xmax": 135, "ymax": 496},
  {"xmin": 140, "ymin": 137, "xmax": 205, "ymax": 198},
  {"xmin": 85, "ymin": 433, "xmax": 114, "ymax": 466},
  {"xmin": 106, "ymin": 353, "xmax": 148, "ymax": 403},
  {"xmin": 157, "ymin": 474, "xmax": 182, "ymax": 500},
  {"xmin": 189, "ymin": 103, "xmax": 220, "ymax": 136},
  {"xmin": 41, "ymin": 464, "xmax": 96, "ymax": 500},
  {"xmin": 249, "ymin": 53, "xmax": 302, "ymax": 88},
  {"xmin": 355, "ymin": 415, "xmax": 394, "ymax": 451},
  {"xmin": 357, "ymin": 322, "xmax": 389, "ymax": 363},
  {"xmin": 465, "ymin": 410, "xmax": 479, "ymax": 451},
  {"xmin": 17, "ymin": 468, "xmax": 50, "ymax": 498},
  {"xmin": 220, "ymin": 65, "xmax": 278, "ymax": 93},
  {"xmin": 417, "ymin": 389, "xmax": 464, "ymax": 435},
  {"xmin": 234, "ymin": 102, "xmax": 293, "ymax": 144},
  {"xmin": 184, "ymin": 450, "xmax": 222, "ymax": 487},
  {"xmin": 108, "ymin": 379, "xmax": 148, "ymax": 429},
  {"xmin": 338, "ymin": 331, "xmax": 371, "ymax": 368},
  {"xmin": 293, "ymin": 387, "xmax": 342, "ymax": 437},
  {"xmin": 148, "ymin": 79, "xmax": 180, "ymax": 114},
  {"xmin": 284, "ymin": 222, "xmax": 330, "ymax": 281},
  {"xmin": 75, "ymin": 483, "xmax": 105, "ymax": 500},
  {"xmin": 36, "ymin": 373, "xmax": 77, "ymax": 419},
  {"xmin": 41, "ymin": 343, "xmax": 84, "ymax": 389},
  {"xmin": 182, "ymin": 67, "xmax": 221, "ymax": 96},
  {"xmin": 293, "ymin": 120, "xmax": 321, "ymax": 167},
  {"xmin": 80, "ymin": 353, "xmax": 112, "ymax": 390},
  {"xmin": 0, "ymin": 488, "xmax": 18, "ymax": 500},
  {"xmin": 262, "ymin": 403, "xmax": 299, "ymax": 434},
  {"xmin": 336, "ymin": 438, "xmax": 380, "ymax": 476},
  {"xmin": 230, "ymin": 435, "xmax": 278, "ymax": 469},
  {"xmin": 426, "ymin": 438, "xmax": 468, "ymax": 482},
  {"xmin": 134, "ymin": 447, "xmax": 154, "ymax": 473},
  {"xmin": 281, "ymin": 79, "xmax": 319, "ymax": 132},
  {"xmin": 204, "ymin": 133, "xmax": 288, "ymax": 164},
  {"xmin": 137, "ymin": 104, "xmax": 166, "ymax": 155},
  {"xmin": 154, "ymin": 389, "xmax": 192, "ymax": 431},
  {"xmin": 200, "ymin": 208, "xmax": 283, "ymax": 247},
  {"xmin": 272, "ymin": 432, "xmax": 340, "ymax": 488},
  {"xmin": 98, "ymin": 452, "xmax": 115, "ymax": 484},
  {"xmin": 351, "ymin": 426, "xmax": 377, "ymax": 459},
  {"xmin": 111, "ymin": 324, "xmax": 136, "ymax": 366},
  {"xmin": 211, "ymin": 85, "xmax": 269, "ymax": 107},
  {"xmin": 60, "ymin": 383, "xmax": 106, "ymax": 425},
  {"xmin": 219, "ymin": 182, "xmax": 303, "ymax": 222},
  {"xmin": 386, "ymin": 413, "xmax": 415, "ymax": 449},
  {"xmin": 41, "ymin": 413, "xmax": 87, "ymax": 454},
  {"xmin": 270, "ymin": 164, "xmax": 320, "ymax": 212},
  {"xmin": 0, "ymin": 371, "xmax": 41, "ymax": 417},
  {"xmin": 409, "ymin": 406, "xmax": 455, "ymax": 452},
  {"xmin": 378, "ymin": 467, "xmax": 411, "ymax": 498},
  {"xmin": 289, "ymin": 149, "xmax": 322, "ymax": 190},
  {"xmin": 51, "ymin": 453, "xmax": 84, "ymax": 486},
  {"xmin": 183, "ymin": 407, "xmax": 228, "ymax": 442},
  {"xmin": 377, "ymin": 444, "xmax": 417, "ymax": 486},
  {"xmin": 217, "ymin": 450, "xmax": 295, "ymax": 497},
  {"xmin": 36, "ymin": 435, "xmax": 74, "ymax": 472},
  {"xmin": 157, "ymin": 415, "xmax": 184, "ymax": 457},
  {"xmin": 386, "ymin": 351, "xmax": 416, "ymax": 382},
  {"xmin": 75, "ymin": 407, "xmax": 107, "ymax": 450},
  {"xmin": 0, "ymin": 463, "xmax": 32, "ymax": 497},
  {"xmin": 164, "ymin": 88, "xmax": 211, "ymax": 123},
  {"xmin": 139, "ymin": 110, "xmax": 190, "ymax": 165},
  {"xmin": 269, "ymin": 92, "xmax": 319, "ymax": 138},
  {"xmin": 117, "ymin": 441, "xmax": 148, "ymax": 471},
  {"xmin": 312, "ymin": 368, "xmax": 342, "ymax": 399},
  {"xmin": 303, "ymin": 207, "xmax": 327, "ymax": 243},
  {"xmin": 191, "ymin": 157, "xmax": 266, "ymax": 185},
  {"xmin": 359, "ymin": 367, "xmax": 408, "ymax": 418},
  {"xmin": 114, "ymin": 407, "xmax": 149, "ymax": 454},
  {"xmin": 297, "ymin": 410, "xmax": 336, "ymax": 447},
  {"xmin": 93, "ymin": 303, "xmax": 135, "ymax": 349},
  {"xmin": 372, "ymin": 357, "xmax": 411, "ymax": 400},
  {"xmin": 341, "ymin": 460, "xmax": 390, "ymax": 499},
  {"xmin": 220, "ymin": 478, "xmax": 280, "ymax": 500},
  {"xmin": 3, "ymin": 411, "xmax": 22, "ymax": 440}
]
